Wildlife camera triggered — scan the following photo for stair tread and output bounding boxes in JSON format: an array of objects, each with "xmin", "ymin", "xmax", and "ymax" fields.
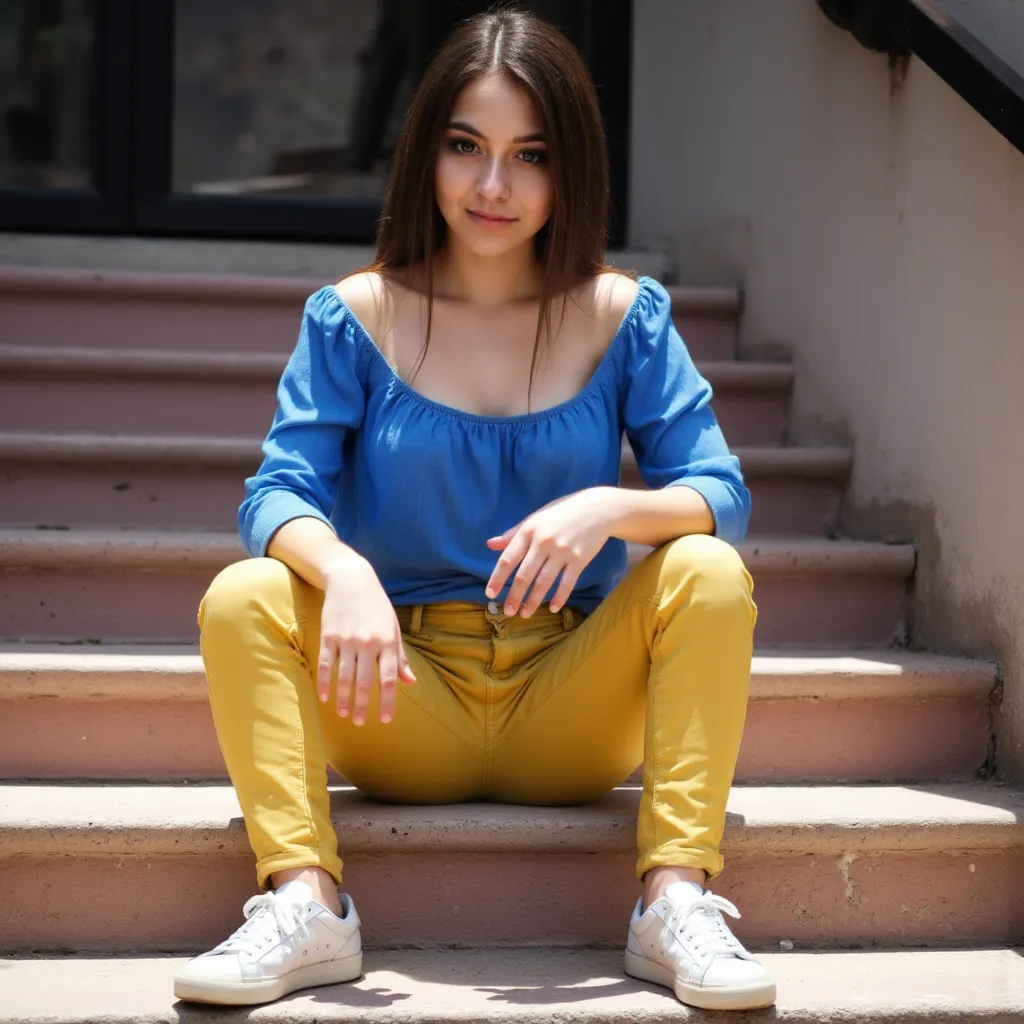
[
  {"xmin": 0, "ymin": 644, "xmax": 996, "ymax": 702},
  {"xmin": 2, "ymin": 782, "xmax": 1021, "ymax": 856},
  {"xmin": 1, "ymin": 266, "xmax": 736, "ymax": 309},
  {"xmin": 0, "ymin": 432, "xmax": 848, "ymax": 476},
  {"xmin": 1, "ymin": 947, "xmax": 1022, "ymax": 1021},
  {"xmin": 0, "ymin": 344, "xmax": 788, "ymax": 385},
  {"xmin": 0, "ymin": 527, "xmax": 915, "ymax": 572}
]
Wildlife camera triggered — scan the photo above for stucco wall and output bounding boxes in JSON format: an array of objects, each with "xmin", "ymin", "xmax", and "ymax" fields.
[{"xmin": 630, "ymin": 0, "xmax": 1024, "ymax": 778}]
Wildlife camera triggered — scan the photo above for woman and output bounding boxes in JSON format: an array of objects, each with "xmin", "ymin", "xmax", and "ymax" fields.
[{"xmin": 173, "ymin": 6, "xmax": 775, "ymax": 1013}]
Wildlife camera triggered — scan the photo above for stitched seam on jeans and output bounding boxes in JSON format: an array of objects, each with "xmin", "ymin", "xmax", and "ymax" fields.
[
  {"xmin": 292, "ymin": 621, "xmax": 322, "ymax": 857},
  {"xmin": 397, "ymin": 679, "xmax": 485, "ymax": 753},
  {"xmin": 650, "ymin": 608, "xmax": 665, "ymax": 852},
  {"xmin": 497, "ymin": 595, "xmax": 658, "ymax": 748}
]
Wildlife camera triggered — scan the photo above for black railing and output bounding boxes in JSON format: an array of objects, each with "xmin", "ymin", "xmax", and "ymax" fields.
[{"xmin": 818, "ymin": 0, "xmax": 1024, "ymax": 156}]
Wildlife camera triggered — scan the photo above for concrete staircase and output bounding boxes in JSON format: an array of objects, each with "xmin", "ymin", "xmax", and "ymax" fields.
[{"xmin": 0, "ymin": 266, "xmax": 1020, "ymax": 1019}]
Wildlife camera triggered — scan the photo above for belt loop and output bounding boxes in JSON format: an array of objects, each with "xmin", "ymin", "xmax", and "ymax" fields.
[
  {"xmin": 561, "ymin": 606, "xmax": 574, "ymax": 632},
  {"xmin": 410, "ymin": 604, "xmax": 423, "ymax": 635}
]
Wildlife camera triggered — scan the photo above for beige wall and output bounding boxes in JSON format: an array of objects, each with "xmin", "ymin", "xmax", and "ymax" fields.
[{"xmin": 631, "ymin": 0, "xmax": 1024, "ymax": 778}]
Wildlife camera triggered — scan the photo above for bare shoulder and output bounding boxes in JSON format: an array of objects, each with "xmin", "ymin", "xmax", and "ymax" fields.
[
  {"xmin": 594, "ymin": 271, "xmax": 640, "ymax": 321},
  {"xmin": 574, "ymin": 271, "xmax": 640, "ymax": 345},
  {"xmin": 332, "ymin": 270, "xmax": 388, "ymax": 342}
]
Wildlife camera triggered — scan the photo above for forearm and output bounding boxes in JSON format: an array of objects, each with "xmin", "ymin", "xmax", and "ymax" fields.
[
  {"xmin": 602, "ymin": 485, "xmax": 716, "ymax": 547},
  {"xmin": 266, "ymin": 517, "xmax": 371, "ymax": 591}
]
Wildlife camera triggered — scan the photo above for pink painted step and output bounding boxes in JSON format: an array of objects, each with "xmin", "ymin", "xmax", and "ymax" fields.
[
  {"xmin": 0, "ymin": 530, "xmax": 912, "ymax": 645},
  {"xmin": 0, "ymin": 646, "xmax": 993, "ymax": 783},
  {"xmin": 0, "ymin": 347, "xmax": 788, "ymax": 445},
  {"xmin": 0, "ymin": 783, "xmax": 1020, "ymax": 952},
  {"xmin": 0, "ymin": 435, "xmax": 847, "ymax": 535},
  {"xmin": 0, "ymin": 268, "xmax": 739, "ymax": 362}
]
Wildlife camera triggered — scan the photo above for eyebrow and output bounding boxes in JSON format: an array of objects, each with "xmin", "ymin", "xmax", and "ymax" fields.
[{"xmin": 445, "ymin": 121, "xmax": 547, "ymax": 144}]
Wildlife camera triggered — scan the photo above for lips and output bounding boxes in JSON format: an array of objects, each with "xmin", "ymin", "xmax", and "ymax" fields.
[{"xmin": 468, "ymin": 210, "xmax": 516, "ymax": 223}]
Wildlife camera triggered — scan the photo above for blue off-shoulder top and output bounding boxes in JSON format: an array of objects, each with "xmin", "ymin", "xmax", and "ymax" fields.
[{"xmin": 239, "ymin": 276, "xmax": 750, "ymax": 614}]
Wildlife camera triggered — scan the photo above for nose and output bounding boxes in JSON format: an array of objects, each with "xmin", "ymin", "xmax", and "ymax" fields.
[{"xmin": 476, "ymin": 156, "xmax": 510, "ymax": 201}]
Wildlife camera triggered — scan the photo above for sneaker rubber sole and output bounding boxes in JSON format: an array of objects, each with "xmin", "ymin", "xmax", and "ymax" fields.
[
  {"xmin": 624, "ymin": 948, "xmax": 777, "ymax": 1011},
  {"xmin": 174, "ymin": 950, "xmax": 363, "ymax": 1006}
]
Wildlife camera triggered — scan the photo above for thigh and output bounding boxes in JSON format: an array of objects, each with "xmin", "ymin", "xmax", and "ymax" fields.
[
  {"xmin": 319, "ymin": 627, "xmax": 486, "ymax": 804},
  {"xmin": 487, "ymin": 586, "xmax": 654, "ymax": 805}
]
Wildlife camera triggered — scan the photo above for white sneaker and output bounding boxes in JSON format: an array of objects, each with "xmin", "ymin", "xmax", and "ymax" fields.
[
  {"xmin": 173, "ymin": 882, "xmax": 363, "ymax": 1005},
  {"xmin": 624, "ymin": 885, "xmax": 776, "ymax": 1010}
]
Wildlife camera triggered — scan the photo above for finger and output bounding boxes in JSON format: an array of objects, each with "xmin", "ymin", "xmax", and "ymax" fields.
[
  {"xmin": 335, "ymin": 647, "xmax": 356, "ymax": 718},
  {"xmin": 350, "ymin": 647, "xmax": 377, "ymax": 726},
  {"xmin": 486, "ymin": 532, "xmax": 528, "ymax": 600},
  {"xmin": 548, "ymin": 567, "xmax": 581, "ymax": 614},
  {"xmin": 398, "ymin": 645, "xmax": 417, "ymax": 685},
  {"xmin": 518, "ymin": 557, "xmax": 563, "ymax": 618},
  {"xmin": 317, "ymin": 638, "xmax": 337, "ymax": 703},
  {"xmin": 377, "ymin": 646, "xmax": 399, "ymax": 724},
  {"xmin": 504, "ymin": 545, "xmax": 546, "ymax": 615}
]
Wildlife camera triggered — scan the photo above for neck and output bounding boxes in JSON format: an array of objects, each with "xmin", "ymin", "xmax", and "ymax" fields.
[{"xmin": 433, "ymin": 236, "xmax": 543, "ymax": 307}]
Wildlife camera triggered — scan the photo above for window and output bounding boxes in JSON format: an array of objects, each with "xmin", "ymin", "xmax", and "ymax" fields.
[{"xmin": 0, "ymin": 0, "xmax": 632, "ymax": 245}]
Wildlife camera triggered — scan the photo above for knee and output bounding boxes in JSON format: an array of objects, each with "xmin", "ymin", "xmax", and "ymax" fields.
[
  {"xmin": 654, "ymin": 534, "xmax": 754, "ymax": 612},
  {"xmin": 198, "ymin": 557, "xmax": 296, "ymax": 635}
]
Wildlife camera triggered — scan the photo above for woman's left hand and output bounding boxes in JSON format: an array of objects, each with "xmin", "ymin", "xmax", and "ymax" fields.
[{"xmin": 485, "ymin": 486, "xmax": 621, "ymax": 617}]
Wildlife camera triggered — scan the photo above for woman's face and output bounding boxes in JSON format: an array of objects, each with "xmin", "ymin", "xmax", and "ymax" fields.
[{"xmin": 435, "ymin": 72, "xmax": 553, "ymax": 259}]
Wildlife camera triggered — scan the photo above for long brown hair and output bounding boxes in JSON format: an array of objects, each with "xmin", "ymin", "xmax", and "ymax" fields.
[{"xmin": 356, "ymin": 4, "xmax": 613, "ymax": 413}]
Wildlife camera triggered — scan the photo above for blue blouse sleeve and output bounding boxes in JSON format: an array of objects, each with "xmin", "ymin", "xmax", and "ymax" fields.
[
  {"xmin": 238, "ymin": 288, "xmax": 367, "ymax": 557},
  {"xmin": 620, "ymin": 278, "xmax": 751, "ymax": 543}
]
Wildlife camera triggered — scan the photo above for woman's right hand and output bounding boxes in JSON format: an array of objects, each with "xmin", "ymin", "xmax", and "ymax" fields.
[{"xmin": 316, "ymin": 557, "xmax": 417, "ymax": 725}]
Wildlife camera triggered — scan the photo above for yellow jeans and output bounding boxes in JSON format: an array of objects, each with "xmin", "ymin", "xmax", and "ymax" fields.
[{"xmin": 198, "ymin": 534, "xmax": 756, "ymax": 892}]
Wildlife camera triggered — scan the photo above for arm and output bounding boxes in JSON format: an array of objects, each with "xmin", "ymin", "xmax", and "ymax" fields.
[
  {"xmin": 267, "ymin": 517, "xmax": 372, "ymax": 591},
  {"xmin": 238, "ymin": 289, "xmax": 367, "ymax": 573},
  {"xmin": 621, "ymin": 280, "xmax": 751, "ymax": 543},
  {"xmin": 600, "ymin": 483, "xmax": 715, "ymax": 548}
]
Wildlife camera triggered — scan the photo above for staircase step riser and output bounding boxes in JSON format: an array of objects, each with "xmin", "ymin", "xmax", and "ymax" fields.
[
  {"xmin": 0, "ymin": 294, "xmax": 734, "ymax": 363},
  {"xmin": 0, "ymin": 695, "xmax": 989, "ymax": 783},
  {"xmin": 0, "ymin": 567, "xmax": 906, "ymax": 645},
  {"xmin": 0, "ymin": 380, "xmax": 785, "ymax": 446},
  {"xmin": 2, "ymin": 847, "xmax": 1018, "ymax": 953},
  {"xmin": 0, "ymin": 468, "xmax": 841, "ymax": 536}
]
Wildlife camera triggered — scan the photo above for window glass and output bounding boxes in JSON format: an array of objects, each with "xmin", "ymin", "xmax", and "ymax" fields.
[
  {"xmin": 0, "ymin": 0, "xmax": 94, "ymax": 189},
  {"xmin": 173, "ymin": 0, "xmax": 423, "ymax": 200},
  {"xmin": 172, "ymin": 0, "xmax": 585, "ymax": 200}
]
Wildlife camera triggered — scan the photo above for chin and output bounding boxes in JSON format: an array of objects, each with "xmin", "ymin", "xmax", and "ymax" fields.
[{"xmin": 450, "ymin": 228, "xmax": 534, "ymax": 259}]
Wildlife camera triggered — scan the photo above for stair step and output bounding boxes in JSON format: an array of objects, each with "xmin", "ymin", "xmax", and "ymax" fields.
[
  {"xmin": 0, "ymin": 268, "xmax": 740, "ymax": 362},
  {"xmin": 2, "ymin": 947, "xmax": 1023, "ymax": 1021},
  {"xmin": 665, "ymin": 283, "xmax": 742, "ymax": 361},
  {"xmin": 622, "ymin": 443, "xmax": 850, "ymax": 535},
  {"xmin": 1, "ymin": 782, "xmax": 1020, "ymax": 951},
  {"xmin": 0, "ymin": 345, "xmax": 789, "ymax": 443},
  {"xmin": 0, "ymin": 646, "xmax": 994, "ymax": 783},
  {"xmin": 0, "ymin": 434, "xmax": 847, "ymax": 536},
  {"xmin": 0, "ymin": 530, "xmax": 912, "ymax": 645}
]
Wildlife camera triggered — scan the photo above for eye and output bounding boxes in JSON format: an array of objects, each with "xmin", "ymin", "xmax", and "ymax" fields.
[
  {"xmin": 449, "ymin": 138, "xmax": 479, "ymax": 155},
  {"xmin": 518, "ymin": 148, "xmax": 547, "ymax": 165}
]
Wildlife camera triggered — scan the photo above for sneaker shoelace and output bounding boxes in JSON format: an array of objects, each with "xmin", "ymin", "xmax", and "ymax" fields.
[
  {"xmin": 665, "ymin": 892, "xmax": 747, "ymax": 959},
  {"xmin": 208, "ymin": 892, "xmax": 311, "ymax": 957}
]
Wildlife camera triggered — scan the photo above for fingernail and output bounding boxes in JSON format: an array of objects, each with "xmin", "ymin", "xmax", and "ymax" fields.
[
  {"xmin": 550, "ymin": 604, "xmax": 559, "ymax": 613},
  {"xmin": 318, "ymin": 691, "xmax": 327, "ymax": 702},
  {"xmin": 354, "ymin": 717, "xmax": 363, "ymax": 727},
  {"xmin": 520, "ymin": 608, "xmax": 529, "ymax": 618},
  {"xmin": 338, "ymin": 708, "xmax": 348, "ymax": 717},
  {"xmin": 485, "ymin": 588, "xmax": 495, "ymax": 598},
  {"xmin": 381, "ymin": 714, "xmax": 391, "ymax": 724},
  {"xmin": 504, "ymin": 604, "xmax": 514, "ymax": 615}
]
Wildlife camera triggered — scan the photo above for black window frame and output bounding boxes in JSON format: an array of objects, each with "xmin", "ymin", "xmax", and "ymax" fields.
[{"xmin": 2, "ymin": 0, "xmax": 632, "ymax": 247}]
